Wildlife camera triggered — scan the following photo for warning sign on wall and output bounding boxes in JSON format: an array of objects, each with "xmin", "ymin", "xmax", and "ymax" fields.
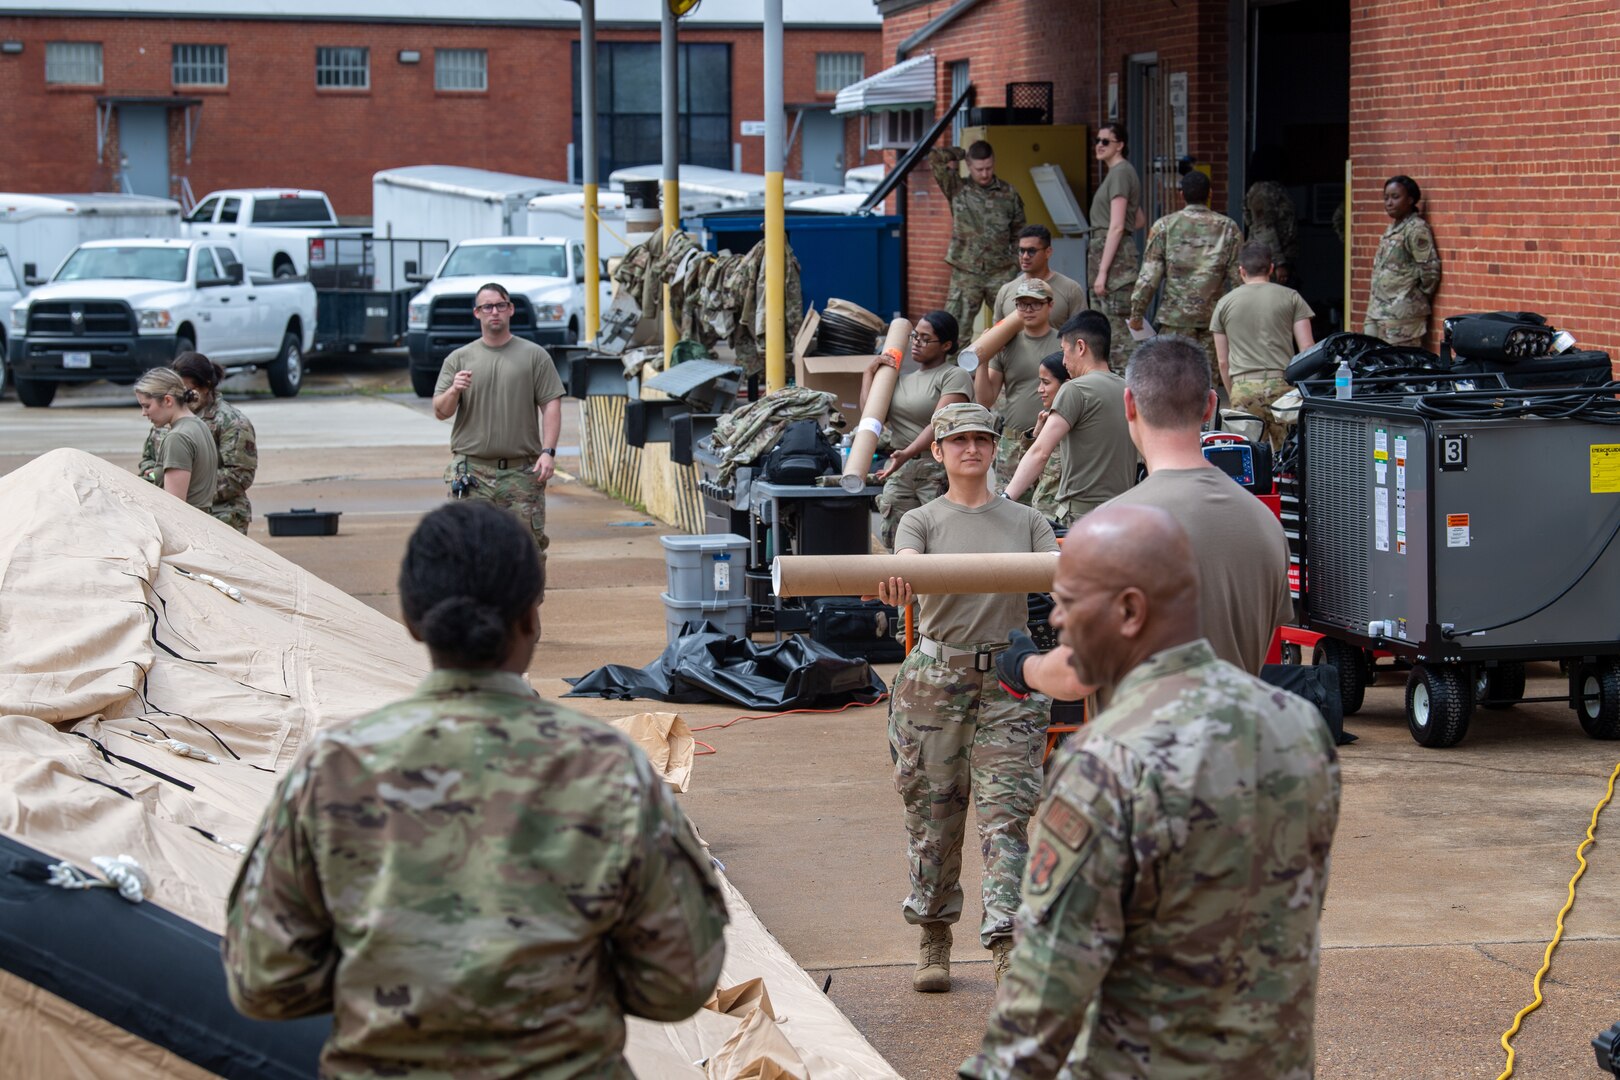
[{"xmin": 1446, "ymin": 513, "xmax": 1470, "ymax": 548}]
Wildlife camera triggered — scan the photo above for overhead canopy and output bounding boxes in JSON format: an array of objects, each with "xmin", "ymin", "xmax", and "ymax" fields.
[{"xmin": 832, "ymin": 54, "xmax": 935, "ymax": 115}]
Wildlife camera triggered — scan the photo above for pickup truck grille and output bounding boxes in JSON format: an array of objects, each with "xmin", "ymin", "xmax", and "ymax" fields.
[
  {"xmin": 27, "ymin": 300, "xmax": 137, "ymax": 337},
  {"xmin": 427, "ymin": 295, "xmax": 536, "ymax": 334}
]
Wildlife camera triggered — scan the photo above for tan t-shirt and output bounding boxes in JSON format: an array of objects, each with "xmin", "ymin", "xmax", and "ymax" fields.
[
  {"xmin": 888, "ymin": 363, "xmax": 974, "ymax": 449},
  {"xmin": 989, "ymin": 327, "xmax": 1060, "ymax": 435},
  {"xmin": 435, "ymin": 337, "xmax": 566, "ymax": 459},
  {"xmin": 159, "ymin": 414, "xmax": 219, "ymax": 512},
  {"xmin": 1050, "ymin": 370, "xmax": 1135, "ymax": 515},
  {"xmin": 894, "ymin": 496, "xmax": 1059, "ymax": 646},
  {"xmin": 1089, "ymin": 159, "xmax": 1142, "ymax": 240},
  {"xmin": 1107, "ymin": 467, "xmax": 1292, "ymax": 674},
  {"xmin": 1210, "ymin": 282, "xmax": 1315, "ymax": 380},
  {"xmin": 993, "ymin": 271, "xmax": 1089, "ymax": 327}
]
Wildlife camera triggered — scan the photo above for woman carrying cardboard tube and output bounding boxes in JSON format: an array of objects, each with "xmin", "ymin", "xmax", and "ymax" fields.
[{"xmin": 860, "ymin": 310, "xmax": 973, "ymax": 551}]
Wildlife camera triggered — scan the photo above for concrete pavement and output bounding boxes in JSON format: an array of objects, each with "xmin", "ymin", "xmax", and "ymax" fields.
[{"xmin": 2, "ymin": 356, "xmax": 1618, "ymax": 1079}]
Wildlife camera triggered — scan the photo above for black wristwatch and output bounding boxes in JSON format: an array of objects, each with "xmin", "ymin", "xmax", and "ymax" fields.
[{"xmin": 540, "ymin": 448, "xmax": 557, "ymax": 457}]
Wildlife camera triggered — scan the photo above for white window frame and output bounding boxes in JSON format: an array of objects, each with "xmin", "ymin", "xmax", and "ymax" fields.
[
  {"xmin": 435, "ymin": 48, "xmax": 488, "ymax": 92},
  {"xmin": 316, "ymin": 46, "xmax": 370, "ymax": 90},
  {"xmin": 866, "ymin": 107, "xmax": 931, "ymax": 151},
  {"xmin": 173, "ymin": 43, "xmax": 228, "ymax": 87},
  {"xmin": 815, "ymin": 52, "xmax": 865, "ymax": 95},
  {"xmin": 45, "ymin": 42, "xmax": 103, "ymax": 85}
]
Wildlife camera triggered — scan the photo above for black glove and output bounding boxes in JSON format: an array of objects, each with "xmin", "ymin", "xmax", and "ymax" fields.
[{"xmin": 997, "ymin": 630, "xmax": 1041, "ymax": 699}]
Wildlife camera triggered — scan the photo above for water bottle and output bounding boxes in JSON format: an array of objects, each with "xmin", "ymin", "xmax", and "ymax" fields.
[{"xmin": 1334, "ymin": 360, "xmax": 1353, "ymax": 400}]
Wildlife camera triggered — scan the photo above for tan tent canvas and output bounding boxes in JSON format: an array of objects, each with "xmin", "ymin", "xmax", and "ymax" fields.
[{"xmin": 0, "ymin": 450, "xmax": 897, "ymax": 1079}]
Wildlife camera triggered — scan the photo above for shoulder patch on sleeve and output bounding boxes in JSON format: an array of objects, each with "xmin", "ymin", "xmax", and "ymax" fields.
[{"xmin": 1040, "ymin": 795, "xmax": 1093, "ymax": 851}]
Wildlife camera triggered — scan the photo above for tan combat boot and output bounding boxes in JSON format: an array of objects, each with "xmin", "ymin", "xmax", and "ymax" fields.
[
  {"xmin": 991, "ymin": 938, "xmax": 1014, "ymax": 985},
  {"xmin": 912, "ymin": 923, "xmax": 952, "ymax": 993}
]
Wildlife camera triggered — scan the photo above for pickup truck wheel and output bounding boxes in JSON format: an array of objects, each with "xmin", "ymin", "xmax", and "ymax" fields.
[
  {"xmin": 14, "ymin": 377, "xmax": 57, "ymax": 408},
  {"xmin": 410, "ymin": 366, "xmax": 438, "ymax": 398},
  {"xmin": 267, "ymin": 332, "xmax": 303, "ymax": 397},
  {"xmin": 273, "ymin": 259, "xmax": 297, "ymax": 279},
  {"xmin": 0, "ymin": 341, "xmax": 8, "ymax": 399},
  {"xmin": 174, "ymin": 335, "xmax": 195, "ymax": 360},
  {"xmin": 568, "ymin": 317, "xmax": 580, "ymax": 344}
]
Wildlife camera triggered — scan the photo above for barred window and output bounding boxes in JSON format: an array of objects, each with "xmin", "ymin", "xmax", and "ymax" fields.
[
  {"xmin": 815, "ymin": 52, "xmax": 865, "ymax": 94},
  {"xmin": 435, "ymin": 49, "xmax": 487, "ymax": 92},
  {"xmin": 45, "ymin": 42, "xmax": 103, "ymax": 85},
  {"xmin": 173, "ymin": 44, "xmax": 228, "ymax": 87},
  {"xmin": 316, "ymin": 46, "xmax": 369, "ymax": 89}
]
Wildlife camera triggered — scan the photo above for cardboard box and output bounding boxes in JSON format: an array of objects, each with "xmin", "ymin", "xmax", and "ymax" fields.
[{"xmin": 793, "ymin": 308, "xmax": 881, "ymax": 417}]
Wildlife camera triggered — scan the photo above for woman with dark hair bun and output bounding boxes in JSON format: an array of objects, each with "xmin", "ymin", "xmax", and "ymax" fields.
[
  {"xmin": 1021, "ymin": 352, "xmax": 1071, "ymax": 520},
  {"xmin": 137, "ymin": 352, "xmax": 258, "ymax": 532},
  {"xmin": 861, "ymin": 309, "xmax": 973, "ymax": 550},
  {"xmin": 1364, "ymin": 174, "xmax": 1441, "ymax": 348},
  {"xmin": 224, "ymin": 501, "xmax": 729, "ymax": 1075},
  {"xmin": 133, "ymin": 368, "xmax": 217, "ymax": 512}
]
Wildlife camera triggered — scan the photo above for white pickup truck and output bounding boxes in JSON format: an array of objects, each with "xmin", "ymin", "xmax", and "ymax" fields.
[
  {"xmin": 404, "ymin": 235, "xmax": 610, "ymax": 397},
  {"xmin": 6, "ymin": 238, "xmax": 316, "ymax": 407},
  {"xmin": 181, "ymin": 188, "xmax": 368, "ymax": 282},
  {"xmin": 0, "ymin": 246, "xmax": 20, "ymax": 397}
]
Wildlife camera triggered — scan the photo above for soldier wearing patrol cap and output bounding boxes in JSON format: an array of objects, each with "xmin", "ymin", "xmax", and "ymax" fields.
[
  {"xmin": 875, "ymin": 402, "xmax": 1058, "ymax": 994},
  {"xmin": 975, "ymin": 277, "xmax": 1060, "ymax": 501},
  {"xmin": 930, "ymin": 140, "xmax": 1027, "ymax": 336},
  {"xmin": 961, "ymin": 503, "xmax": 1340, "ymax": 1079}
]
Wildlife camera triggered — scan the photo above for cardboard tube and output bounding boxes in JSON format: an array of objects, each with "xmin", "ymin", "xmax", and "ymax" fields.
[
  {"xmin": 773, "ymin": 552, "xmax": 1059, "ymax": 599},
  {"xmin": 972, "ymin": 313, "xmax": 1025, "ymax": 366},
  {"xmin": 840, "ymin": 318, "xmax": 913, "ymax": 493}
]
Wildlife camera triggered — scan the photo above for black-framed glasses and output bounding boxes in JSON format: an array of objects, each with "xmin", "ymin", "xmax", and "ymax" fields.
[
  {"xmin": 1014, "ymin": 299, "xmax": 1049, "ymax": 311},
  {"xmin": 1017, "ymin": 246, "xmax": 1045, "ymax": 256},
  {"xmin": 1095, "ymin": 137, "xmax": 1117, "ymax": 146},
  {"xmin": 909, "ymin": 331, "xmax": 938, "ymax": 345},
  {"xmin": 474, "ymin": 301, "xmax": 513, "ymax": 315}
]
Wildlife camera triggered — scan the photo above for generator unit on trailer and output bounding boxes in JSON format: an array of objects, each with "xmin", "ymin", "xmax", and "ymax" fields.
[{"xmin": 1297, "ymin": 379, "xmax": 1620, "ymax": 747}]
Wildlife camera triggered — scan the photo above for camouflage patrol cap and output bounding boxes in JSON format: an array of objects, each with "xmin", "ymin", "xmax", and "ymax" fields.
[
  {"xmin": 1011, "ymin": 278, "xmax": 1054, "ymax": 303},
  {"xmin": 932, "ymin": 402, "xmax": 999, "ymax": 441}
]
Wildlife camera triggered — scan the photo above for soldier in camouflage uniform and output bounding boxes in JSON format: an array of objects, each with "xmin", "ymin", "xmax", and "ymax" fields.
[
  {"xmin": 931, "ymin": 141, "xmax": 1025, "ymax": 337},
  {"xmin": 225, "ymin": 501, "xmax": 729, "ymax": 1078},
  {"xmin": 138, "ymin": 353, "xmax": 258, "ymax": 532},
  {"xmin": 1089, "ymin": 123, "xmax": 1144, "ymax": 375},
  {"xmin": 1244, "ymin": 179, "xmax": 1299, "ymax": 283},
  {"xmin": 877, "ymin": 403, "xmax": 1058, "ymax": 993},
  {"xmin": 1130, "ymin": 170, "xmax": 1243, "ymax": 397},
  {"xmin": 432, "ymin": 283, "xmax": 566, "ymax": 570},
  {"xmin": 961, "ymin": 504, "xmax": 1340, "ymax": 1079},
  {"xmin": 1365, "ymin": 174, "xmax": 1441, "ymax": 348}
]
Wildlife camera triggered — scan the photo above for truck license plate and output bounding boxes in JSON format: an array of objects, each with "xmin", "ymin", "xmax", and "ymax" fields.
[{"xmin": 63, "ymin": 352, "xmax": 91, "ymax": 369}]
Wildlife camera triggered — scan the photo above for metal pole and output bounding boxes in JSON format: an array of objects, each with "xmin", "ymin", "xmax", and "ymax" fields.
[
  {"xmin": 764, "ymin": 0, "xmax": 786, "ymax": 391},
  {"xmin": 581, "ymin": 0, "xmax": 600, "ymax": 342},
  {"xmin": 661, "ymin": 3, "xmax": 680, "ymax": 366}
]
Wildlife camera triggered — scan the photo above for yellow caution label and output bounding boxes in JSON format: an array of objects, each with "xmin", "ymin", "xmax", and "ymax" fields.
[{"xmin": 1592, "ymin": 444, "xmax": 1620, "ymax": 493}]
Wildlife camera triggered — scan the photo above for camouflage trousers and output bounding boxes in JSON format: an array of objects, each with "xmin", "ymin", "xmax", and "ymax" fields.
[
  {"xmin": 444, "ymin": 456, "xmax": 550, "ymax": 568},
  {"xmin": 1364, "ymin": 317, "xmax": 1427, "ymax": 349},
  {"xmin": 1088, "ymin": 245, "xmax": 1139, "ymax": 375},
  {"xmin": 889, "ymin": 648, "xmax": 1047, "ymax": 947},
  {"xmin": 1030, "ymin": 449, "xmax": 1063, "ymax": 522},
  {"xmin": 876, "ymin": 456, "xmax": 947, "ymax": 551},
  {"xmin": 993, "ymin": 430, "xmax": 1034, "ymax": 505},
  {"xmin": 212, "ymin": 498, "xmax": 251, "ymax": 535},
  {"xmin": 946, "ymin": 267, "xmax": 1017, "ymax": 338},
  {"xmin": 1050, "ymin": 494, "xmax": 1111, "ymax": 530},
  {"xmin": 1163, "ymin": 324, "xmax": 1226, "ymax": 407},
  {"xmin": 1229, "ymin": 375, "xmax": 1292, "ymax": 452}
]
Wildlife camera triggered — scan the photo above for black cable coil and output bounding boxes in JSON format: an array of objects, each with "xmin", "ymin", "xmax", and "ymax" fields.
[{"xmin": 816, "ymin": 310, "xmax": 885, "ymax": 357}]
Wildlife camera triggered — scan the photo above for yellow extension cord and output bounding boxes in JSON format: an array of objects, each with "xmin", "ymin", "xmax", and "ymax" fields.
[{"xmin": 1495, "ymin": 758, "xmax": 1620, "ymax": 1079}]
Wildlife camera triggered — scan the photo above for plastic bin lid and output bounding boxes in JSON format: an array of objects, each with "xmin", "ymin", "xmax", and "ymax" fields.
[{"xmin": 659, "ymin": 532, "xmax": 750, "ymax": 551}]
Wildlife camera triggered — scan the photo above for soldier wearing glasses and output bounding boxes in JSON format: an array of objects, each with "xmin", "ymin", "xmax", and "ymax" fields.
[
  {"xmin": 432, "ymin": 282, "xmax": 566, "ymax": 569},
  {"xmin": 992, "ymin": 225, "xmax": 1088, "ymax": 329},
  {"xmin": 1089, "ymin": 122, "xmax": 1147, "ymax": 374}
]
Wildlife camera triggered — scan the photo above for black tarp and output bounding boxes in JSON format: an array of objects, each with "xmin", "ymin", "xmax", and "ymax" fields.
[{"xmin": 564, "ymin": 621, "xmax": 887, "ymax": 711}]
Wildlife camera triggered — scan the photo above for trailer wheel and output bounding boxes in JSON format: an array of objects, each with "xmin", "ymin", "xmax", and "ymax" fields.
[
  {"xmin": 1314, "ymin": 637, "xmax": 1367, "ymax": 715},
  {"xmin": 13, "ymin": 377, "xmax": 57, "ymax": 408},
  {"xmin": 1407, "ymin": 663, "xmax": 1473, "ymax": 748},
  {"xmin": 410, "ymin": 366, "xmax": 438, "ymax": 398},
  {"xmin": 1473, "ymin": 661, "xmax": 1526, "ymax": 710},
  {"xmin": 267, "ymin": 332, "xmax": 303, "ymax": 398},
  {"xmin": 1572, "ymin": 660, "xmax": 1620, "ymax": 740},
  {"xmin": 1280, "ymin": 642, "xmax": 1303, "ymax": 666}
]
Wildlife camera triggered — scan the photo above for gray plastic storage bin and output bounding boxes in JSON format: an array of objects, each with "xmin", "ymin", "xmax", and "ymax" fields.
[
  {"xmin": 661, "ymin": 593, "xmax": 750, "ymax": 645},
  {"xmin": 660, "ymin": 533, "xmax": 750, "ymax": 603}
]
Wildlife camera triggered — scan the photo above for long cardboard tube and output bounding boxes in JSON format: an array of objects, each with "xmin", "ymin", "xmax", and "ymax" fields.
[
  {"xmin": 840, "ymin": 318, "xmax": 913, "ymax": 493},
  {"xmin": 972, "ymin": 313, "xmax": 1026, "ymax": 366},
  {"xmin": 773, "ymin": 552, "xmax": 1059, "ymax": 599}
]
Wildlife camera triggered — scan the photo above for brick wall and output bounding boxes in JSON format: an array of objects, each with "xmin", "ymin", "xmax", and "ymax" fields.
[
  {"xmin": 0, "ymin": 16, "xmax": 879, "ymax": 216},
  {"xmin": 1349, "ymin": 0, "xmax": 1620, "ymax": 357},
  {"xmin": 879, "ymin": 0, "xmax": 1229, "ymax": 315}
]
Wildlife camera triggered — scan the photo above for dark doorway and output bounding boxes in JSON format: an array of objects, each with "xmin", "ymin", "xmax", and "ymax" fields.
[{"xmin": 1244, "ymin": 0, "xmax": 1349, "ymax": 333}]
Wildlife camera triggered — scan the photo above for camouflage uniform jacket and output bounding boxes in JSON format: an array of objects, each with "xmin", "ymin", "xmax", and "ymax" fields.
[
  {"xmin": 962, "ymin": 639, "xmax": 1341, "ymax": 1080},
  {"xmin": 1366, "ymin": 214, "xmax": 1441, "ymax": 323},
  {"xmin": 223, "ymin": 669, "xmax": 730, "ymax": 1080},
  {"xmin": 138, "ymin": 396, "xmax": 258, "ymax": 525},
  {"xmin": 1130, "ymin": 204, "xmax": 1243, "ymax": 328},
  {"xmin": 1243, "ymin": 181, "xmax": 1298, "ymax": 271},
  {"xmin": 930, "ymin": 147, "xmax": 1026, "ymax": 275}
]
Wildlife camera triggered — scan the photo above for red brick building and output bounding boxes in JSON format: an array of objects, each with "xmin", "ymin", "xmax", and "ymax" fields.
[
  {"xmin": 869, "ymin": 0, "xmax": 1619, "ymax": 357},
  {"xmin": 0, "ymin": 0, "xmax": 883, "ymax": 219}
]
